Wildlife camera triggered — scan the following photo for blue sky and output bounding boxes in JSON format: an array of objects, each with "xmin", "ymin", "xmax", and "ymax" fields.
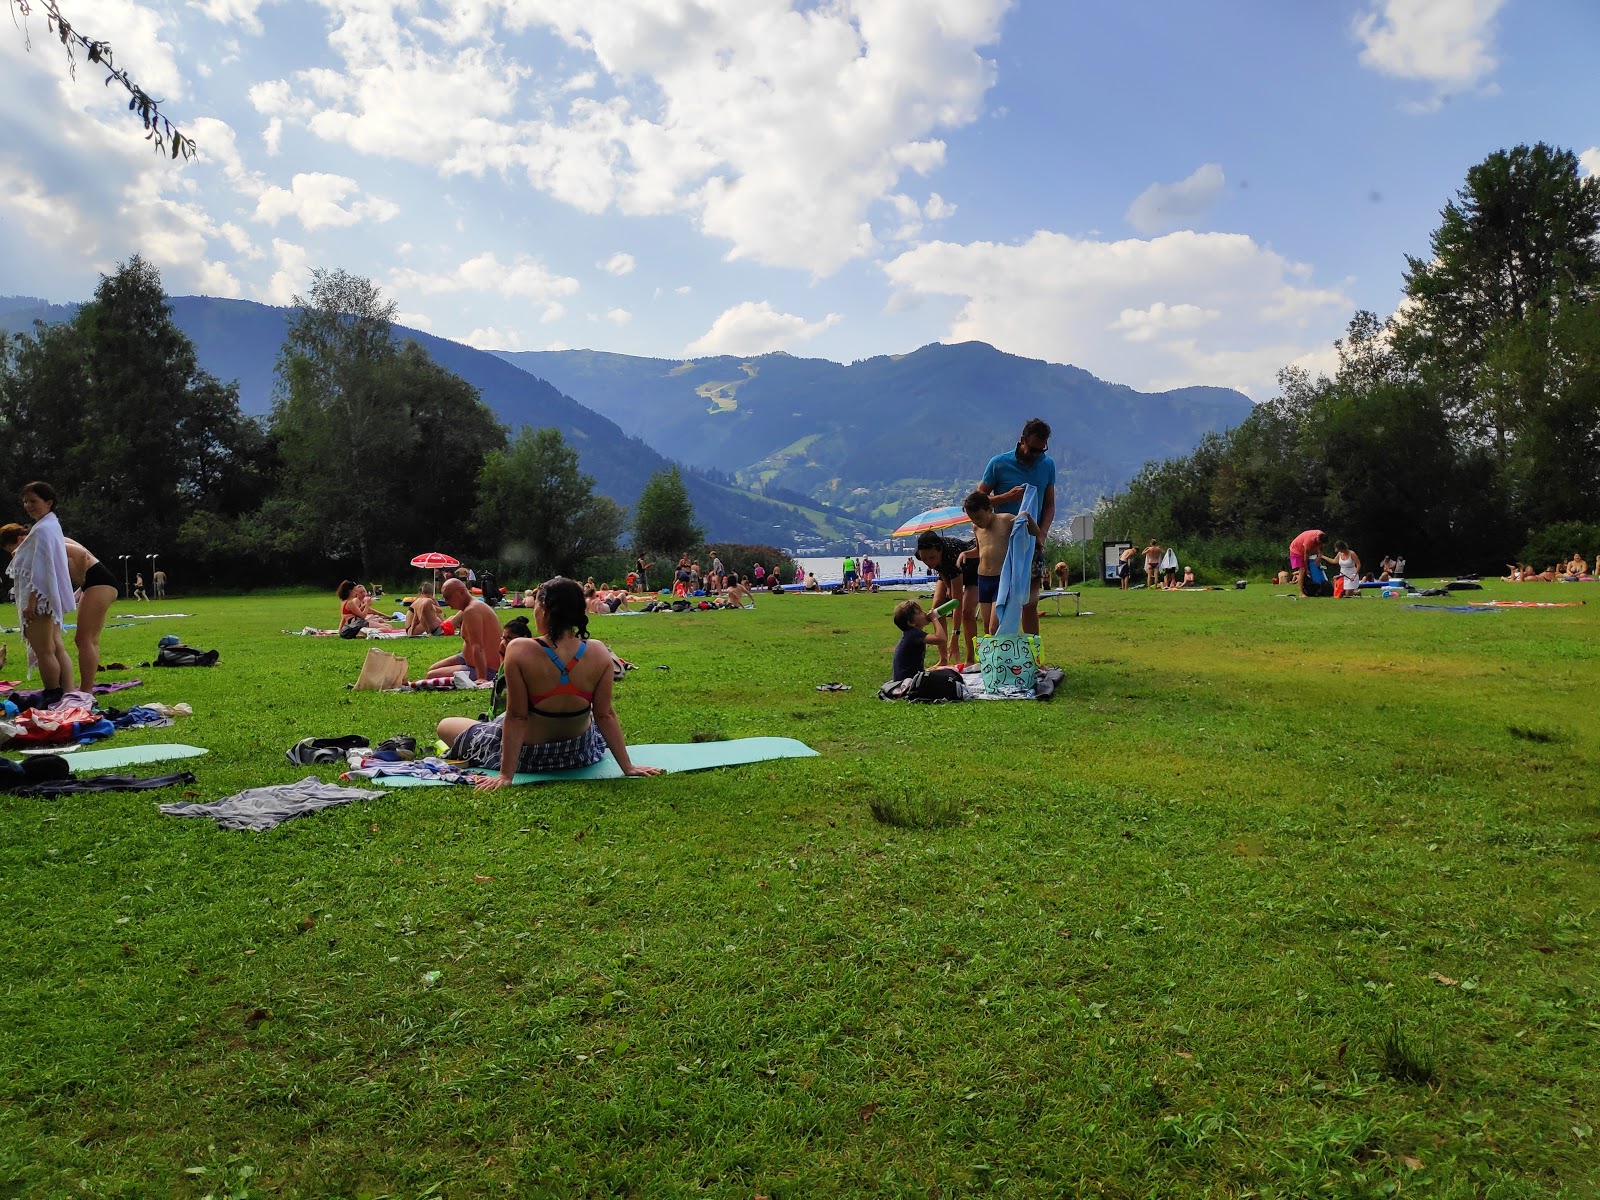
[{"xmin": 2, "ymin": 0, "xmax": 1596, "ymax": 397}]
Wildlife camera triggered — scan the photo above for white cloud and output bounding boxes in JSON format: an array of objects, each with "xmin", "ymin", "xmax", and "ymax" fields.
[
  {"xmin": 675, "ymin": 285, "xmax": 692, "ymax": 295},
  {"xmin": 685, "ymin": 301, "xmax": 841, "ymax": 356},
  {"xmin": 388, "ymin": 251, "xmax": 580, "ymax": 323},
  {"xmin": 606, "ymin": 307, "xmax": 632, "ymax": 325},
  {"xmin": 1125, "ymin": 163, "xmax": 1225, "ymax": 235},
  {"xmin": 395, "ymin": 310, "xmax": 434, "ymax": 330},
  {"xmin": 463, "ymin": 326, "xmax": 524, "ymax": 350},
  {"xmin": 252, "ymin": 0, "xmax": 1012, "ymax": 274},
  {"xmin": 1353, "ymin": 0, "xmax": 1505, "ymax": 93},
  {"xmin": 262, "ymin": 117, "xmax": 284, "ymax": 155},
  {"xmin": 924, "ymin": 193, "xmax": 957, "ymax": 221},
  {"xmin": 259, "ymin": 238, "xmax": 313, "ymax": 305},
  {"xmin": 1580, "ymin": 148, "xmax": 1600, "ymax": 178},
  {"xmin": 883, "ymin": 228, "xmax": 1351, "ymax": 397},
  {"xmin": 600, "ymin": 251, "xmax": 636, "ymax": 275},
  {"xmin": 253, "ymin": 173, "xmax": 399, "ymax": 230},
  {"xmin": 189, "ymin": 0, "xmax": 275, "ymax": 37},
  {"xmin": 1111, "ymin": 302, "xmax": 1219, "ymax": 343}
]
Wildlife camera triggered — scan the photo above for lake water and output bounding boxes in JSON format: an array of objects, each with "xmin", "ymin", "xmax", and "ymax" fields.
[{"xmin": 794, "ymin": 556, "xmax": 936, "ymax": 586}]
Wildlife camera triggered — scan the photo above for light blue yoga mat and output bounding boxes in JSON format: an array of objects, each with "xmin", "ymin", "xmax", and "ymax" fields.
[
  {"xmin": 64, "ymin": 744, "xmax": 209, "ymax": 772},
  {"xmin": 374, "ymin": 736, "xmax": 819, "ymax": 787}
]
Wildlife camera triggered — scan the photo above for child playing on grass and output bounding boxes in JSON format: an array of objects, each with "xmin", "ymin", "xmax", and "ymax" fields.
[
  {"xmin": 963, "ymin": 490, "xmax": 1038, "ymax": 634},
  {"xmin": 891, "ymin": 599, "xmax": 949, "ymax": 679}
]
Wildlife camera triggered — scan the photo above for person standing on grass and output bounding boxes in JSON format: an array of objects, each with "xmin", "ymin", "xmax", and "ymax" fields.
[
  {"xmin": 1118, "ymin": 544, "xmax": 1136, "ymax": 590},
  {"xmin": 1333, "ymin": 541, "xmax": 1362, "ymax": 598},
  {"xmin": 978, "ymin": 418, "xmax": 1055, "ymax": 636},
  {"xmin": 1143, "ymin": 539, "xmax": 1163, "ymax": 590},
  {"xmin": 5, "ymin": 483, "xmax": 76, "ymax": 691},
  {"xmin": 153, "ymin": 568, "xmax": 167, "ymax": 600}
]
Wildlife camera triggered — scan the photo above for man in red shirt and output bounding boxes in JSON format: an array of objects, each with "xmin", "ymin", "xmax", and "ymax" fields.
[{"xmin": 1289, "ymin": 529, "xmax": 1333, "ymax": 597}]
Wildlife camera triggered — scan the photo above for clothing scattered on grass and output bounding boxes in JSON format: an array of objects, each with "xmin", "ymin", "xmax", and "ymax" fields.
[
  {"xmin": 286, "ymin": 735, "xmax": 370, "ymax": 765},
  {"xmin": 159, "ymin": 776, "xmax": 381, "ymax": 831},
  {"xmin": 16, "ymin": 770, "xmax": 197, "ymax": 798},
  {"xmin": 6, "ymin": 704, "xmax": 116, "ymax": 745},
  {"xmin": 107, "ymin": 705, "xmax": 174, "ymax": 730},
  {"xmin": 343, "ymin": 756, "xmax": 471, "ymax": 784},
  {"xmin": 1403, "ymin": 604, "xmax": 1499, "ymax": 613}
]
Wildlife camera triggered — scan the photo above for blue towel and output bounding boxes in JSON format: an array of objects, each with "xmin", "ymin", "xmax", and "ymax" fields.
[{"xmin": 993, "ymin": 484, "xmax": 1038, "ymax": 636}]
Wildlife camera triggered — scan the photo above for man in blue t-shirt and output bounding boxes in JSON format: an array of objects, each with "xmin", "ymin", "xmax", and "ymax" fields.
[{"xmin": 977, "ymin": 417, "xmax": 1056, "ymax": 636}]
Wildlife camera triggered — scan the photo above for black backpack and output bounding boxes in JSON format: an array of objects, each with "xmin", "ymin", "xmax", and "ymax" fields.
[
  {"xmin": 907, "ymin": 669, "xmax": 965, "ymax": 702},
  {"xmin": 156, "ymin": 644, "xmax": 220, "ymax": 667}
]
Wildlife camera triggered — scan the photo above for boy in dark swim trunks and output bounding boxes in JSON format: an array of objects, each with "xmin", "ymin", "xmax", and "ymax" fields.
[{"xmin": 964, "ymin": 490, "xmax": 1037, "ymax": 634}]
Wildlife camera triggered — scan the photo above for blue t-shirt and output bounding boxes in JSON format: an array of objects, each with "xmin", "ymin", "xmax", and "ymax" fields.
[{"xmin": 981, "ymin": 451, "xmax": 1056, "ymax": 519}]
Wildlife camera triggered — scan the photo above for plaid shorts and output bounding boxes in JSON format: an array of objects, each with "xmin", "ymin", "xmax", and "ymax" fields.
[{"xmin": 450, "ymin": 716, "xmax": 607, "ymax": 773}]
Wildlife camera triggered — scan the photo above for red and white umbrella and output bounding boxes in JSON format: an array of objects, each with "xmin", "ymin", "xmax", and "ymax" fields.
[
  {"xmin": 410, "ymin": 551, "xmax": 461, "ymax": 594},
  {"xmin": 410, "ymin": 552, "xmax": 460, "ymax": 570}
]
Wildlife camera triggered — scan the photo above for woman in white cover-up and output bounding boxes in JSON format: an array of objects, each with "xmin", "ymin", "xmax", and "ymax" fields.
[{"xmin": 6, "ymin": 481, "xmax": 77, "ymax": 690}]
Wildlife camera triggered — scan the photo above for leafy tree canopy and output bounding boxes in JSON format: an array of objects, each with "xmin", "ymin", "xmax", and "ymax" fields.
[
  {"xmin": 633, "ymin": 466, "xmax": 702, "ymax": 559},
  {"xmin": 475, "ymin": 426, "xmax": 626, "ymax": 585}
]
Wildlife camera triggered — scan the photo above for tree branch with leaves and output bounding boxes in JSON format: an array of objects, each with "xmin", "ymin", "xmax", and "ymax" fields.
[{"xmin": 8, "ymin": 0, "xmax": 196, "ymax": 159}]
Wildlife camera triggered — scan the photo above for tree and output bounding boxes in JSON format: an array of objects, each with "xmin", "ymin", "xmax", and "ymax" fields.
[
  {"xmin": 474, "ymin": 427, "xmax": 625, "ymax": 582},
  {"xmin": 633, "ymin": 465, "xmax": 702, "ymax": 557},
  {"xmin": 8, "ymin": 1, "xmax": 195, "ymax": 159},
  {"xmin": 0, "ymin": 255, "xmax": 261, "ymax": 559},
  {"xmin": 270, "ymin": 269, "xmax": 505, "ymax": 578},
  {"xmin": 1396, "ymin": 143, "xmax": 1600, "ymax": 458}
]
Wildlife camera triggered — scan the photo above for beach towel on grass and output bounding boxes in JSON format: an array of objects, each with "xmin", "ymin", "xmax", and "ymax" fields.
[
  {"xmin": 159, "ymin": 777, "xmax": 381, "ymax": 831},
  {"xmin": 372, "ymin": 736, "xmax": 819, "ymax": 787}
]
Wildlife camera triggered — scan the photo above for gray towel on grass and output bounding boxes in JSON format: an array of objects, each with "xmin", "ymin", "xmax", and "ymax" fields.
[{"xmin": 159, "ymin": 776, "xmax": 380, "ymax": 831}]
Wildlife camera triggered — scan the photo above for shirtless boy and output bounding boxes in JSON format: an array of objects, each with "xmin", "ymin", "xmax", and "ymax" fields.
[
  {"xmin": 964, "ymin": 490, "xmax": 1038, "ymax": 634},
  {"xmin": 425, "ymin": 577, "xmax": 503, "ymax": 681},
  {"xmin": 406, "ymin": 582, "xmax": 445, "ymax": 636}
]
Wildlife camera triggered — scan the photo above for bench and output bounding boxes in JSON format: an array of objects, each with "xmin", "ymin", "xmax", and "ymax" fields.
[{"xmin": 1039, "ymin": 589, "xmax": 1088, "ymax": 616}]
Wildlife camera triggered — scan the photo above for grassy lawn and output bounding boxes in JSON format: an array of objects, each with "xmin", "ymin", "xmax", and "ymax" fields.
[{"xmin": 1, "ymin": 582, "xmax": 1597, "ymax": 1198}]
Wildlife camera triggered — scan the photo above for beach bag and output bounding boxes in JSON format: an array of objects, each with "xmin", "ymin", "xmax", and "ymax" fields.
[
  {"xmin": 976, "ymin": 633, "xmax": 1040, "ymax": 698},
  {"xmin": 339, "ymin": 617, "xmax": 365, "ymax": 639},
  {"xmin": 354, "ymin": 648, "xmax": 408, "ymax": 692},
  {"xmin": 907, "ymin": 669, "xmax": 966, "ymax": 702}
]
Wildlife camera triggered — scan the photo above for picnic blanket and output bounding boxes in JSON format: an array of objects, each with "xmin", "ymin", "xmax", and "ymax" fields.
[{"xmin": 371, "ymin": 736, "xmax": 819, "ymax": 787}]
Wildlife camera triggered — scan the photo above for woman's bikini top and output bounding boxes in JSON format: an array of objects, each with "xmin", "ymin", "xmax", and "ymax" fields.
[{"xmin": 528, "ymin": 638, "xmax": 594, "ymax": 719}]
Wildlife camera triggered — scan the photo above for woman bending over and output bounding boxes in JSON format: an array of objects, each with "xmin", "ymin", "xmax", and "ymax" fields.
[{"xmin": 438, "ymin": 576, "xmax": 661, "ymax": 789}]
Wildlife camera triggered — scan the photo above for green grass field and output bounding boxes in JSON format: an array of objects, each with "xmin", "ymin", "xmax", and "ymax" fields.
[{"xmin": 2, "ymin": 581, "xmax": 1597, "ymax": 1198}]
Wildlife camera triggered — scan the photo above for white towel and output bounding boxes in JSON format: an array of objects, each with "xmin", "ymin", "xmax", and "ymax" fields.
[{"xmin": 7, "ymin": 510, "xmax": 77, "ymax": 628}]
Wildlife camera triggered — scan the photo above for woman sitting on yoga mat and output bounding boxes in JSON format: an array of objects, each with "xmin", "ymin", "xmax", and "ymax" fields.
[{"xmin": 438, "ymin": 576, "xmax": 662, "ymax": 789}]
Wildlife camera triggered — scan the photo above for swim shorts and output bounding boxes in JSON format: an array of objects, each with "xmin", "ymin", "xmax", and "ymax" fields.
[
  {"xmin": 450, "ymin": 716, "xmax": 607, "ymax": 773},
  {"xmin": 977, "ymin": 574, "xmax": 1001, "ymax": 604}
]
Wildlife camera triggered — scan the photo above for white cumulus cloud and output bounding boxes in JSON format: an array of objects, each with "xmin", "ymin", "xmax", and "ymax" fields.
[
  {"xmin": 685, "ymin": 301, "xmax": 842, "ymax": 356},
  {"xmin": 253, "ymin": 173, "xmax": 399, "ymax": 230},
  {"xmin": 600, "ymin": 251, "xmax": 636, "ymax": 275},
  {"xmin": 1353, "ymin": 0, "xmax": 1505, "ymax": 93},
  {"xmin": 463, "ymin": 326, "xmax": 524, "ymax": 350},
  {"xmin": 883, "ymin": 229, "xmax": 1351, "ymax": 397},
  {"xmin": 1579, "ymin": 147, "xmax": 1600, "ymax": 178},
  {"xmin": 389, "ymin": 251, "xmax": 580, "ymax": 323},
  {"xmin": 1111, "ymin": 302, "xmax": 1220, "ymax": 343},
  {"xmin": 251, "ymin": 0, "xmax": 1012, "ymax": 274},
  {"xmin": 1125, "ymin": 163, "xmax": 1225, "ymax": 235}
]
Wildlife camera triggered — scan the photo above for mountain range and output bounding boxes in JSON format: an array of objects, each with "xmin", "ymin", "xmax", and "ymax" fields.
[{"xmin": 1, "ymin": 293, "xmax": 1253, "ymax": 548}]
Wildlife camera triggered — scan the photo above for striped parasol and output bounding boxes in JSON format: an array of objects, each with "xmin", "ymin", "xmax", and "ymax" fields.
[{"xmin": 891, "ymin": 505, "xmax": 970, "ymax": 537}]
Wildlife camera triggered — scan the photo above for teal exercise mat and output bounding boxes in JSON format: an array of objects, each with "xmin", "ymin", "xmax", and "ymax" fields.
[
  {"xmin": 375, "ymin": 736, "xmax": 819, "ymax": 787},
  {"xmin": 64, "ymin": 744, "xmax": 208, "ymax": 772}
]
